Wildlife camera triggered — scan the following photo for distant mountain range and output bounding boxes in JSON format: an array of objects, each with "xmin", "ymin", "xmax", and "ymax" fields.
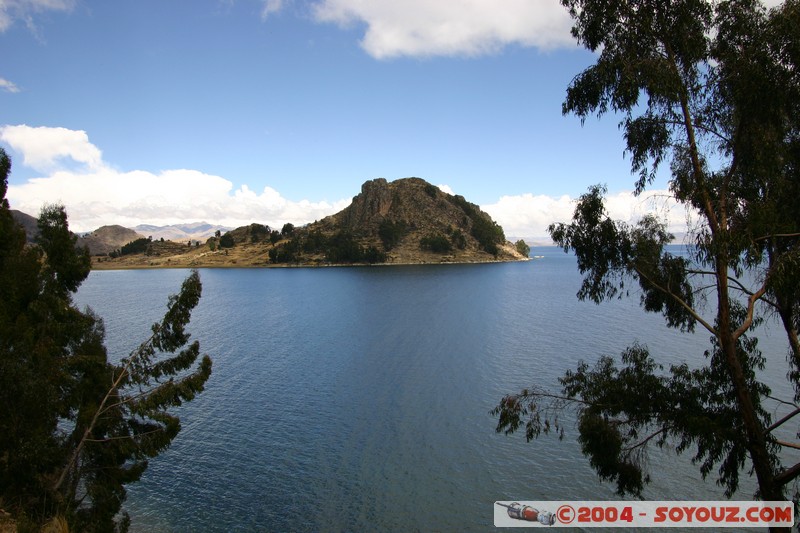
[
  {"xmin": 133, "ymin": 222, "xmax": 231, "ymax": 243},
  {"xmin": 9, "ymin": 210, "xmax": 231, "ymax": 255}
]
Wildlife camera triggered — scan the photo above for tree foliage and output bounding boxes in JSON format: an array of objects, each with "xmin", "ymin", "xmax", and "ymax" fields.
[
  {"xmin": 448, "ymin": 194, "xmax": 506, "ymax": 255},
  {"xmin": 420, "ymin": 233, "xmax": 453, "ymax": 254},
  {"xmin": 493, "ymin": 0, "xmax": 800, "ymax": 517},
  {"xmin": 109, "ymin": 237, "xmax": 152, "ymax": 258},
  {"xmin": 281, "ymin": 222, "xmax": 295, "ymax": 237},
  {"xmin": 248, "ymin": 223, "xmax": 270, "ymax": 243},
  {"xmin": 269, "ymin": 230, "xmax": 387, "ymax": 264},
  {"xmin": 378, "ymin": 219, "xmax": 407, "ymax": 251},
  {"xmin": 515, "ymin": 239, "xmax": 531, "ymax": 257},
  {"xmin": 219, "ymin": 232, "xmax": 235, "ymax": 248},
  {"xmin": 0, "ymin": 148, "xmax": 212, "ymax": 531}
]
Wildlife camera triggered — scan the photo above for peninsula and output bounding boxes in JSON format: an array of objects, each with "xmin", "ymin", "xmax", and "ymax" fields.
[{"xmin": 91, "ymin": 177, "xmax": 529, "ymax": 269}]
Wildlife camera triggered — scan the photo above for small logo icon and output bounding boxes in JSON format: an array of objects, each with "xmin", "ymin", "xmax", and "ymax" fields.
[
  {"xmin": 496, "ymin": 502, "xmax": 556, "ymax": 525},
  {"xmin": 556, "ymin": 504, "xmax": 575, "ymax": 524}
]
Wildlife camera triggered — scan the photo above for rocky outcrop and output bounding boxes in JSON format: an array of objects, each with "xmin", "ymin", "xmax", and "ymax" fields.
[
  {"xmin": 339, "ymin": 178, "xmax": 394, "ymax": 229},
  {"xmin": 270, "ymin": 177, "xmax": 526, "ymax": 264}
]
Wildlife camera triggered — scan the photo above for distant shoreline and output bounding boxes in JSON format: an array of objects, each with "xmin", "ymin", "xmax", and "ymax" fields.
[{"xmin": 91, "ymin": 256, "xmax": 531, "ymax": 271}]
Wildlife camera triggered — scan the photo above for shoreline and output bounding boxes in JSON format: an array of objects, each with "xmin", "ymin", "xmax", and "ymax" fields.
[{"xmin": 91, "ymin": 256, "xmax": 531, "ymax": 271}]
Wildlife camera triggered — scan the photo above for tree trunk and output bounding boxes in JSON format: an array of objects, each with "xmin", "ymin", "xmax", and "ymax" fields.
[{"xmin": 716, "ymin": 259, "xmax": 788, "ymax": 533}]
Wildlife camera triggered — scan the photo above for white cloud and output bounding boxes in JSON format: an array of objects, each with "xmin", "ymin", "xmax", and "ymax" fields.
[
  {"xmin": 1, "ymin": 126, "xmax": 701, "ymax": 241},
  {"xmin": 260, "ymin": 0, "xmax": 284, "ymax": 20},
  {"xmin": 0, "ymin": 0, "xmax": 75, "ymax": 32},
  {"xmin": 0, "ymin": 124, "xmax": 102, "ymax": 171},
  {"xmin": 1, "ymin": 125, "xmax": 349, "ymax": 233},
  {"xmin": 483, "ymin": 189, "xmax": 699, "ymax": 242},
  {"xmin": 312, "ymin": 0, "xmax": 574, "ymax": 59},
  {"xmin": 436, "ymin": 183, "xmax": 454, "ymax": 195},
  {"xmin": 0, "ymin": 77, "xmax": 20, "ymax": 93}
]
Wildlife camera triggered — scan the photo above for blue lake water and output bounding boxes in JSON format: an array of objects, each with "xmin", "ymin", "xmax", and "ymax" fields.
[{"xmin": 73, "ymin": 247, "xmax": 797, "ymax": 532}]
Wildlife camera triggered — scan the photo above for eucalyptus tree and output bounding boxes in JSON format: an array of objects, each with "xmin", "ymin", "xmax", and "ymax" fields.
[
  {"xmin": 0, "ymin": 148, "xmax": 212, "ymax": 531},
  {"xmin": 493, "ymin": 0, "xmax": 800, "ymax": 516}
]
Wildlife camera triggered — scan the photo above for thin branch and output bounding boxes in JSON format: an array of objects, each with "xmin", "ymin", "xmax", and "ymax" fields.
[
  {"xmin": 764, "ymin": 407, "xmax": 800, "ymax": 435},
  {"xmin": 102, "ymin": 383, "xmax": 164, "ymax": 413},
  {"xmin": 733, "ymin": 281, "xmax": 769, "ymax": 341},
  {"xmin": 775, "ymin": 461, "xmax": 800, "ymax": 487},
  {"xmin": 692, "ymin": 283, "xmax": 717, "ymax": 295},
  {"xmin": 84, "ymin": 427, "xmax": 164, "ymax": 443},
  {"xmin": 754, "ymin": 233, "xmax": 800, "ymax": 242},
  {"xmin": 514, "ymin": 390, "xmax": 595, "ymax": 407},
  {"xmin": 775, "ymin": 440, "xmax": 800, "ymax": 451},
  {"xmin": 622, "ymin": 426, "xmax": 671, "ymax": 453},
  {"xmin": 633, "ymin": 115, "xmax": 732, "ymax": 144},
  {"xmin": 766, "ymin": 395, "xmax": 800, "ymax": 409},
  {"xmin": 635, "ymin": 266, "xmax": 717, "ymax": 334}
]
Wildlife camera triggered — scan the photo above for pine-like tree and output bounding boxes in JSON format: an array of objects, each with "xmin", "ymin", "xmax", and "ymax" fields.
[{"xmin": 0, "ymin": 148, "xmax": 212, "ymax": 531}]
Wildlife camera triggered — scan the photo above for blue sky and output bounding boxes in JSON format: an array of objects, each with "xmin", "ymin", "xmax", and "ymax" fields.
[{"xmin": 1, "ymin": 0, "xmax": 692, "ymax": 238}]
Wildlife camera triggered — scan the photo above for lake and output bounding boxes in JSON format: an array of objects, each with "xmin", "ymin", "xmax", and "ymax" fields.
[{"xmin": 73, "ymin": 247, "xmax": 796, "ymax": 532}]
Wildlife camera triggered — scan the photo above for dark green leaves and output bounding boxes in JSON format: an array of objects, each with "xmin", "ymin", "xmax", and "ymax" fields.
[
  {"xmin": 0, "ymin": 153, "xmax": 212, "ymax": 531},
  {"xmin": 494, "ymin": 340, "xmax": 771, "ymax": 498},
  {"xmin": 69, "ymin": 269, "xmax": 212, "ymax": 532},
  {"xmin": 548, "ymin": 186, "xmax": 694, "ymax": 334},
  {"xmin": 36, "ymin": 204, "xmax": 91, "ymax": 296},
  {"xmin": 502, "ymin": 0, "xmax": 800, "ymax": 505}
]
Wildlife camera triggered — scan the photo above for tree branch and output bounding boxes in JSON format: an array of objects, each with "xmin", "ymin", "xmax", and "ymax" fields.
[
  {"xmin": 764, "ymin": 407, "xmax": 800, "ymax": 435},
  {"xmin": 635, "ymin": 265, "xmax": 717, "ymax": 334},
  {"xmin": 513, "ymin": 389, "xmax": 596, "ymax": 407},
  {"xmin": 775, "ymin": 461, "xmax": 800, "ymax": 487},
  {"xmin": 754, "ymin": 232, "xmax": 800, "ymax": 242},
  {"xmin": 622, "ymin": 426, "xmax": 670, "ymax": 453},
  {"xmin": 733, "ymin": 281, "xmax": 769, "ymax": 341}
]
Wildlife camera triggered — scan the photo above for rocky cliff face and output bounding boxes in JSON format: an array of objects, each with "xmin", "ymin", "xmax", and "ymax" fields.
[{"xmin": 338, "ymin": 178, "xmax": 394, "ymax": 229}]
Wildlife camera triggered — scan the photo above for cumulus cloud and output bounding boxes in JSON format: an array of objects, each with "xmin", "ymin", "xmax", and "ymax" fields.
[
  {"xmin": 1, "ymin": 125, "xmax": 349, "ymax": 233},
  {"xmin": 483, "ymin": 189, "xmax": 699, "ymax": 243},
  {"xmin": 0, "ymin": 77, "xmax": 20, "ymax": 93},
  {"xmin": 1, "ymin": 125, "xmax": 701, "ymax": 241},
  {"xmin": 0, "ymin": 0, "xmax": 75, "ymax": 32},
  {"xmin": 312, "ymin": 0, "xmax": 574, "ymax": 59},
  {"xmin": 0, "ymin": 125, "xmax": 103, "ymax": 171}
]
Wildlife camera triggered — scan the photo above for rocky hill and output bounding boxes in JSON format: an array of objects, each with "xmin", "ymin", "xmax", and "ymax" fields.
[
  {"xmin": 266, "ymin": 177, "xmax": 523, "ymax": 264},
  {"xmin": 78, "ymin": 225, "xmax": 144, "ymax": 255},
  {"xmin": 93, "ymin": 177, "xmax": 527, "ymax": 269}
]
